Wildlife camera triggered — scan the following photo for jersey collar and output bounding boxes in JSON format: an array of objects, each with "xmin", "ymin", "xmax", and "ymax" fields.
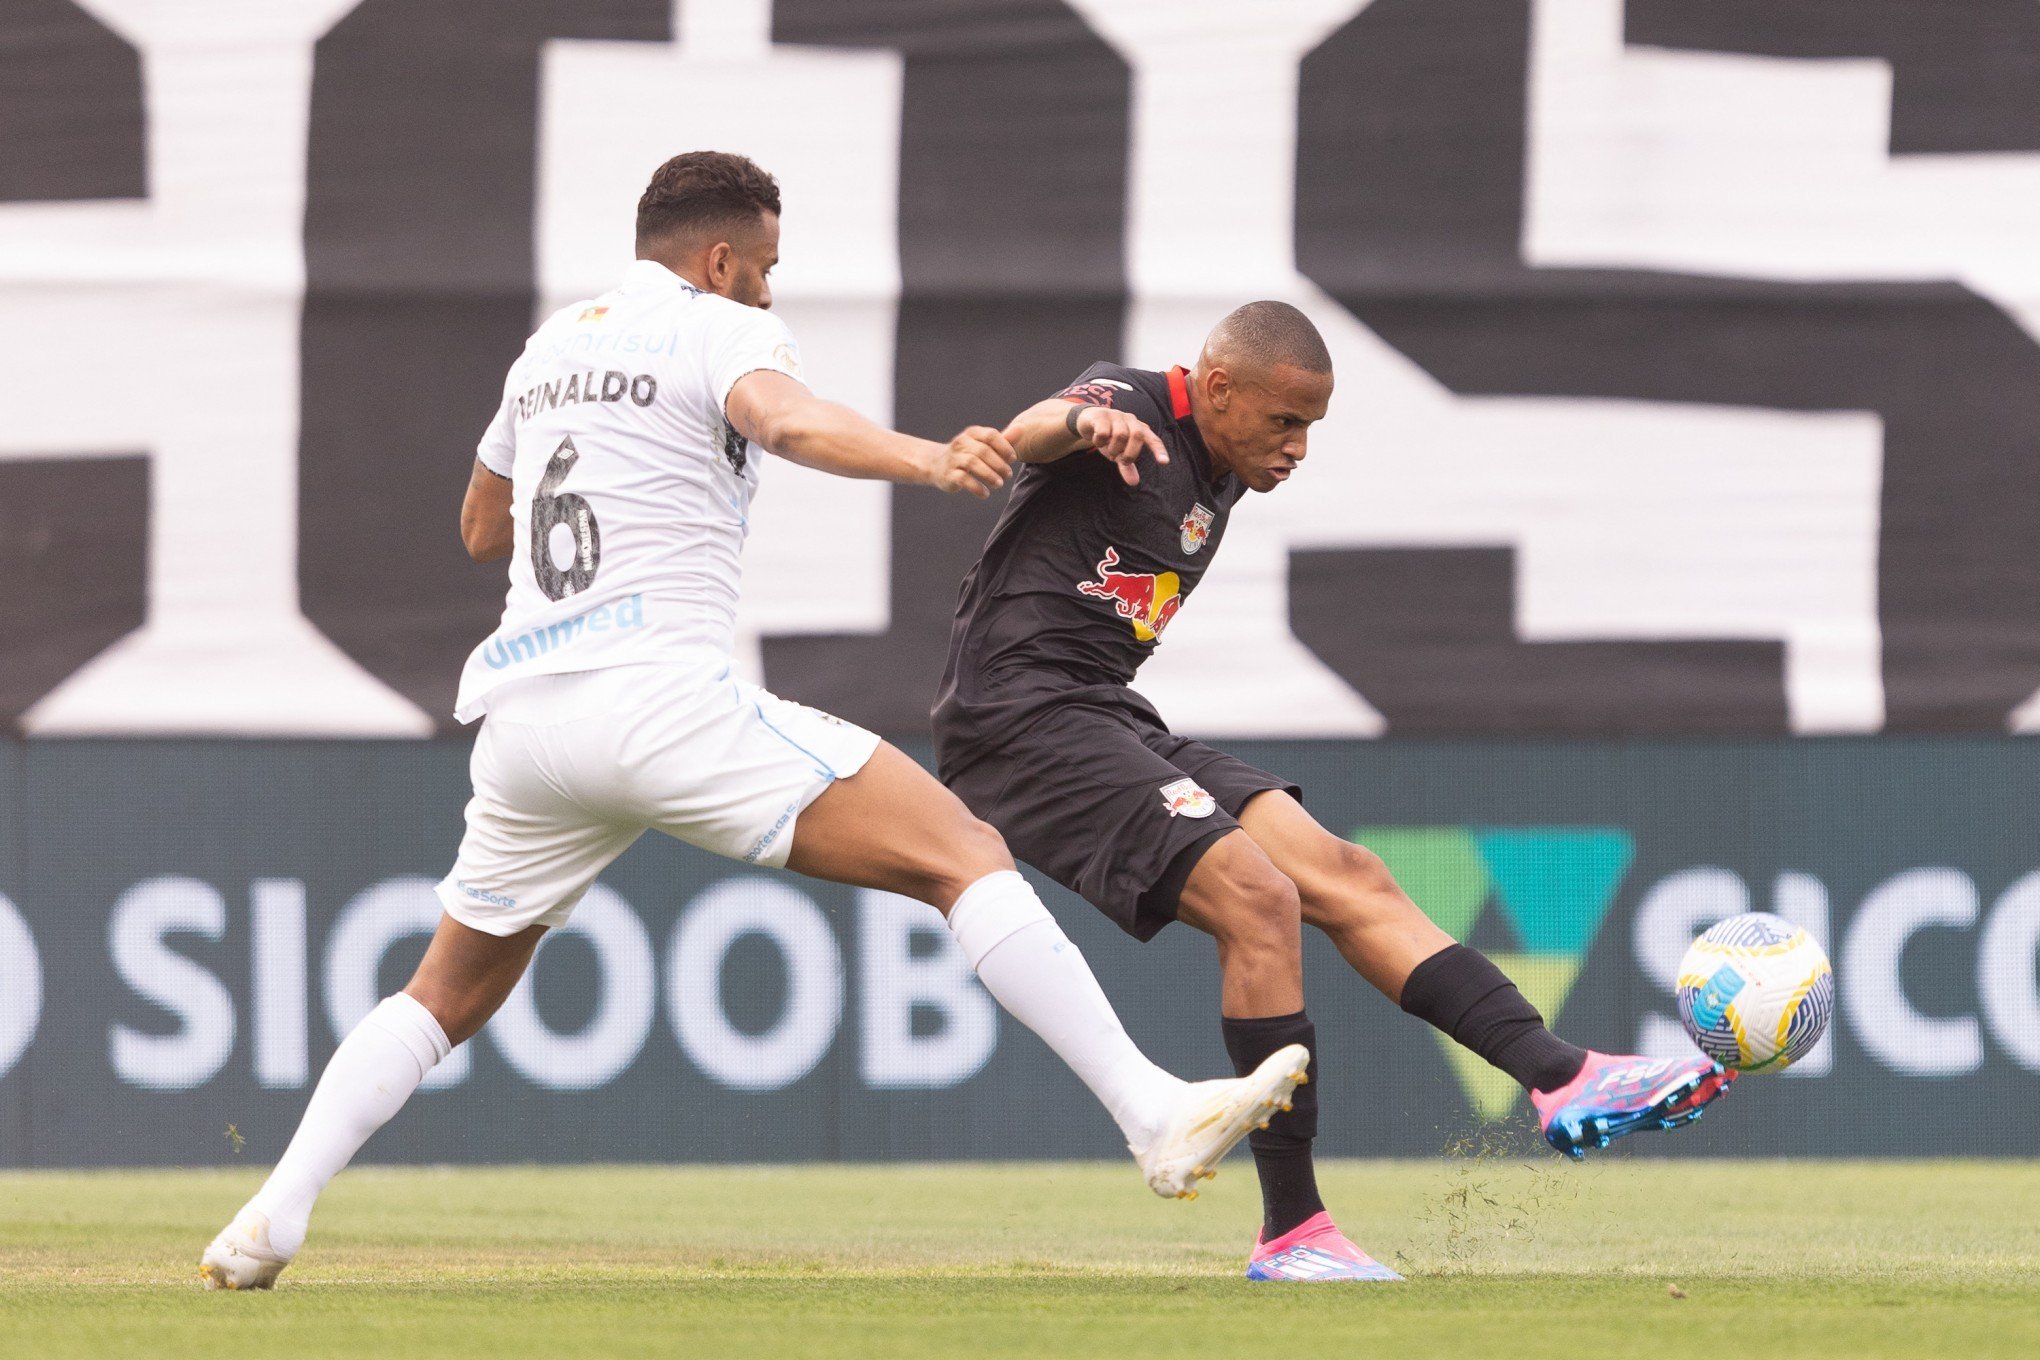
[
  {"xmin": 1166, "ymin": 365, "xmax": 1234, "ymax": 496},
  {"xmin": 624, "ymin": 258, "xmax": 700, "ymax": 294},
  {"xmin": 1166, "ymin": 367, "xmax": 1224, "ymax": 499}
]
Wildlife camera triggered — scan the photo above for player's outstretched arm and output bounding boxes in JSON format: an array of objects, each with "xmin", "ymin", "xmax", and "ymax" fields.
[
  {"xmin": 1004, "ymin": 399, "xmax": 1167, "ymax": 486},
  {"xmin": 727, "ymin": 369, "xmax": 1015, "ymax": 498},
  {"xmin": 460, "ymin": 459, "xmax": 514, "ymax": 562}
]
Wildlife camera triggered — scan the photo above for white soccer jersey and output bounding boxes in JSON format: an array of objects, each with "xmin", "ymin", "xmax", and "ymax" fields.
[{"xmin": 452, "ymin": 260, "xmax": 801, "ymax": 722}]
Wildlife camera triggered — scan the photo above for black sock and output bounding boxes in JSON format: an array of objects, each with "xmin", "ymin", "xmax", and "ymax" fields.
[
  {"xmin": 1399, "ymin": 944, "xmax": 1588, "ymax": 1094},
  {"xmin": 1221, "ymin": 1010, "xmax": 1324, "ymax": 1241}
]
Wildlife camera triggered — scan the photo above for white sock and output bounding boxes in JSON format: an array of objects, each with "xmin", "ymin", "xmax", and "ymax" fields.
[
  {"xmin": 947, "ymin": 871, "xmax": 1183, "ymax": 1151},
  {"xmin": 244, "ymin": 992, "xmax": 451, "ymax": 1258}
]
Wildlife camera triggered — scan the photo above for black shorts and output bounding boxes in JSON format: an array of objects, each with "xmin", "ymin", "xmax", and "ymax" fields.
[{"xmin": 941, "ymin": 701, "xmax": 1300, "ymax": 941}]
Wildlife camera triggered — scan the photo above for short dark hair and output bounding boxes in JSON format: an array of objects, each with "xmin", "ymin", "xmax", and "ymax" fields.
[
  {"xmin": 635, "ymin": 151, "xmax": 781, "ymax": 254},
  {"xmin": 1209, "ymin": 300, "xmax": 1333, "ymax": 376}
]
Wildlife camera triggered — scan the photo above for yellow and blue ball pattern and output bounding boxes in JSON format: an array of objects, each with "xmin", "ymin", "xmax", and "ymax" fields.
[{"xmin": 1676, "ymin": 912, "xmax": 1834, "ymax": 1072}]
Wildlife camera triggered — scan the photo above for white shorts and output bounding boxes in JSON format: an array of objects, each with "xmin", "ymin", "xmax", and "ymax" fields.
[{"xmin": 435, "ymin": 658, "xmax": 881, "ymax": 936}]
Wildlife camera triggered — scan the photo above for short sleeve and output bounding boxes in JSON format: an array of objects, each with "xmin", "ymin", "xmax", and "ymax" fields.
[
  {"xmin": 475, "ymin": 393, "xmax": 515, "ymax": 478},
  {"xmin": 707, "ymin": 303, "xmax": 804, "ymax": 411},
  {"xmin": 474, "ymin": 339, "xmax": 533, "ymax": 477},
  {"xmin": 1053, "ymin": 362, "xmax": 1160, "ymax": 418}
]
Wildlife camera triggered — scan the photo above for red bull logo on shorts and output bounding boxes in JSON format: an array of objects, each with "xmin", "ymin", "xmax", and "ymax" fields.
[
  {"xmin": 1159, "ymin": 777, "xmax": 1215, "ymax": 819},
  {"xmin": 1077, "ymin": 546, "xmax": 1181, "ymax": 642}
]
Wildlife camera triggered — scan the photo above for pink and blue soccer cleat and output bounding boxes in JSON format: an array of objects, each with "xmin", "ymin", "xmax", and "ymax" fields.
[
  {"xmin": 1531, "ymin": 1052, "xmax": 1734, "ymax": 1159},
  {"xmin": 1245, "ymin": 1211, "xmax": 1402, "ymax": 1282}
]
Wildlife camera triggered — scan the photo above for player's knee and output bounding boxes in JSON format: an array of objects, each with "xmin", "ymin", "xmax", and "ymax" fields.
[
  {"xmin": 1241, "ymin": 870, "xmax": 1303, "ymax": 948},
  {"xmin": 916, "ymin": 813, "xmax": 1016, "ymax": 906},
  {"xmin": 1300, "ymin": 838, "xmax": 1405, "ymax": 927},
  {"xmin": 949, "ymin": 814, "xmax": 1015, "ymax": 881},
  {"xmin": 1334, "ymin": 840, "xmax": 1397, "ymax": 893},
  {"xmin": 1214, "ymin": 861, "xmax": 1303, "ymax": 959}
]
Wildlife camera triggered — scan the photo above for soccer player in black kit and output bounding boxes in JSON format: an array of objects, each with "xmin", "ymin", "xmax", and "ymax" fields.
[{"xmin": 934, "ymin": 302, "xmax": 1734, "ymax": 1282}]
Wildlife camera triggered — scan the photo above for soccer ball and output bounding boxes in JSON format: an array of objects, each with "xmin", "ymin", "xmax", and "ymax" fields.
[{"xmin": 1676, "ymin": 913, "xmax": 1834, "ymax": 1073}]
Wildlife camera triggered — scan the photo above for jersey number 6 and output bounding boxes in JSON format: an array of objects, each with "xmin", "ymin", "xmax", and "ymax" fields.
[{"xmin": 529, "ymin": 434, "xmax": 602, "ymax": 600}]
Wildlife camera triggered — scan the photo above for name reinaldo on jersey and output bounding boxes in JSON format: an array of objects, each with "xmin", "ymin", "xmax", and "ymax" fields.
[
  {"xmin": 508, "ymin": 368, "xmax": 659, "ymax": 421},
  {"xmin": 452, "ymin": 260, "xmax": 802, "ymax": 723}
]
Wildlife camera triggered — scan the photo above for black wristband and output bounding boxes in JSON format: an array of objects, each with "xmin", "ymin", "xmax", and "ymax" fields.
[{"xmin": 1064, "ymin": 403, "xmax": 1088, "ymax": 439}]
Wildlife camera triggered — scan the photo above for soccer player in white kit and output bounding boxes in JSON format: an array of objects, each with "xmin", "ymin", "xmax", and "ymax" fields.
[{"xmin": 200, "ymin": 152, "xmax": 1306, "ymax": 1289}]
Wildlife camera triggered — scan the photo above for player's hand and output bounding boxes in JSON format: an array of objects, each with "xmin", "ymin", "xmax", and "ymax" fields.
[
  {"xmin": 927, "ymin": 426, "xmax": 1017, "ymax": 498},
  {"xmin": 1075, "ymin": 407, "xmax": 1167, "ymax": 486}
]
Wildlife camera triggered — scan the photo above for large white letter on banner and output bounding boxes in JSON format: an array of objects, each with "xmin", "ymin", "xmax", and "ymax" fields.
[
  {"xmin": 492, "ymin": 885, "xmax": 656, "ymax": 1090},
  {"xmin": 108, "ymin": 876, "xmax": 236, "ymax": 1090},
  {"xmin": 666, "ymin": 878, "xmax": 842, "ymax": 1092},
  {"xmin": 857, "ymin": 891, "xmax": 996, "ymax": 1090},
  {"xmin": 0, "ymin": 894, "xmax": 43, "ymax": 1083},
  {"xmin": 1842, "ymin": 868, "xmax": 1982, "ymax": 1078}
]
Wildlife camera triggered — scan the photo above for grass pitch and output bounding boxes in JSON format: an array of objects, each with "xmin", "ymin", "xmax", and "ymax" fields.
[{"xmin": 3, "ymin": 1160, "xmax": 2035, "ymax": 1359}]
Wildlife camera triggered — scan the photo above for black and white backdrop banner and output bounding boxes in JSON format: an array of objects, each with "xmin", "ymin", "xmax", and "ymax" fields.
[{"xmin": 8, "ymin": 0, "xmax": 2040, "ymax": 739}]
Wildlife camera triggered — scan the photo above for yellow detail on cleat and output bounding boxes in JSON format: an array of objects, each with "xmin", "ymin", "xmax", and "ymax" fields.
[
  {"xmin": 1257, "ymin": 1120, "xmax": 1270, "ymax": 1130},
  {"xmin": 1279, "ymin": 1100, "xmax": 1293, "ymax": 1113},
  {"xmin": 1293, "ymin": 1070, "xmax": 1310, "ymax": 1084}
]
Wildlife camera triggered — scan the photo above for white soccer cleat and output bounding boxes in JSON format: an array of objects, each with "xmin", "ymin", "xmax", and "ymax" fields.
[
  {"xmin": 1134, "ymin": 1042, "xmax": 1310, "ymax": 1200},
  {"xmin": 199, "ymin": 1209, "xmax": 292, "ymax": 1291}
]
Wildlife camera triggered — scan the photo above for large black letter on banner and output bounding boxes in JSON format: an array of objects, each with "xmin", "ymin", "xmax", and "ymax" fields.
[
  {"xmin": 297, "ymin": 0, "xmax": 670, "ymax": 728},
  {"xmin": 760, "ymin": 0, "xmax": 1132, "ymax": 737},
  {"xmin": 1295, "ymin": 0, "xmax": 2040, "ymax": 733},
  {"xmin": 0, "ymin": 3, "xmax": 148, "ymax": 730},
  {"xmin": 0, "ymin": 459, "xmax": 148, "ymax": 731},
  {"xmin": 0, "ymin": 0, "xmax": 144, "ymax": 202}
]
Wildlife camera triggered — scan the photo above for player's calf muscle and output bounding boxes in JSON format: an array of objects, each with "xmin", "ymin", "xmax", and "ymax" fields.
[
  {"xmin": 400, "ymin": 916, "xmax": 545, "ymax": 1044},
  {"xmin": 1296, "ymin": 871, "xmax": 1454, "ymax": 1003}
]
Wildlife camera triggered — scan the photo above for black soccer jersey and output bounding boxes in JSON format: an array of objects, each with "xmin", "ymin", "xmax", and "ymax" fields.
[{"xmin": 933, "ymin": 361, "xmax": 1247, "ymax": 767}]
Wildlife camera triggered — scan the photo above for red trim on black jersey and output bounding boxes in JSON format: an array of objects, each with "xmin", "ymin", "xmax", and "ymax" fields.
[
  {"xmin": 1168, "ymin": 366, "xmax": 1192, "ymax": 419},
  {"xmin": 1056, "ymin": 381, "xmax": 1119, "ymax": 408}
]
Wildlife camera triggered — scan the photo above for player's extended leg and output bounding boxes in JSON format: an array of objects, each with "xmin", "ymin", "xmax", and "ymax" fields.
[
  {"xmin": 1237, "ymin": 791, "xmax": 1732, "ymax": 1157},
  {"xmin": 204, "ymin": 681, "xmax": 648, "ymax": 1290},
  {"xmin": 1170, "ymin": 831, "xmax": 1397, "ymax": 1282},
  {"xmin": 788, "ymin": 742, "xmax": 1307, "ymax": 1198},
  {"xmin": 201, "ymin": 916, "xmax": 547, "ymax": 1289}
]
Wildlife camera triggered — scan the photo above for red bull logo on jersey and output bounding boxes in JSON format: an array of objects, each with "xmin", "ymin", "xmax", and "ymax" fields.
[
  {"xmin": 1159, "ymin": 777, "xmax": 1215, "ymax": 819},
  {"xmin": 1077, "ymin": 547, "xmax": 1181, "ymax": 642},
  {"xmin": 1180, "ymin": 504, "xmax": 1214, "ymax": 555}
]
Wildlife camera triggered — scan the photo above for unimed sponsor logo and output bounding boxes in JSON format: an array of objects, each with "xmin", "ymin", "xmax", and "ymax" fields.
[{"xmin": 479, "ymin": 593, "xmax": 646, "ymax": 671}]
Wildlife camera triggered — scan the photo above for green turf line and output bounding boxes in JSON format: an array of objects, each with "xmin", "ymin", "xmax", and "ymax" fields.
[{"xmin": 2, "ymin": 1162, "xmax": 2034, "ymax": 1360}]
